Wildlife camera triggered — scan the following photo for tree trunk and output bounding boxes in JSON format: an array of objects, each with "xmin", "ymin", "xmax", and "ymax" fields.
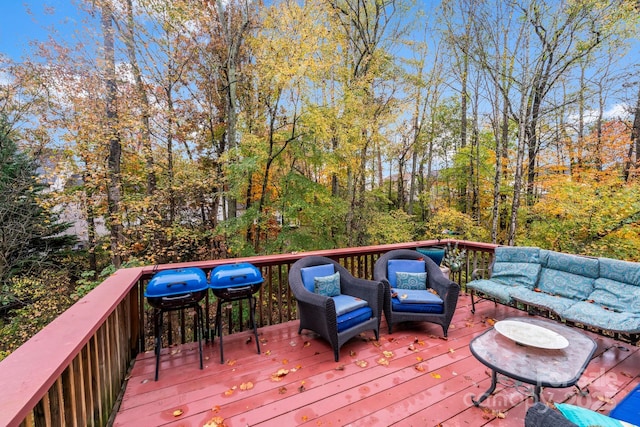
[{"xmin": 102, "ymin": 2, "xmax": 123, "ymax": 268}]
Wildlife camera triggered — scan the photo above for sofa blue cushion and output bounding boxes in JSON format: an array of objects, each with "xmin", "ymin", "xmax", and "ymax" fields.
[
  {"xmin": 544, "ymin": 251, "xmax": 600, "ymax": 278},
  {"xmin": 590, "ymin": 278, "xmax": 640, "ymax": 314},
  {"xmin": 491, "ymin": 262, "xmax": 541, "ymax": 289},
  {"xmin": 300, "ymin": 264, "xmax": 335, "ymax": 293},
  {"xmin": 599, "ymin": 258, "xmax": 640, "ymax": 286},
  {"xmin": 509, "ymin": 287, "xmax": 577, "ymax": 313},
  {"xmin": 561, "ymin": 301, "xmax": 640, "ymax": 334},
  {"xmin": 609, "ymin": 383, "xmax": 640, "ymax": 425},
  {"xmin": 332, "ymin": 294, "xmax": 368, "ymax": 316},
  {"xmin": 466, "ymin": 279, "xmax": 517, "ymax": 304},
  {"xmin": 495, "ymin": 246, "xmax": 540, "ymax": 263},
  {"xmin": 336, "ymin": 306, "xmax": 372, "ymax": 332},
  {"xmin": 395, "ymin": 272, "xmax": 427, "ymax": 290},
  {"xmin": 537, "ymin": 269, "xmax": 596, "ymax": 300},
  {"xmin": 387, "ymin": 260, "xmax": 425, "ymax": 287},
  {"xmin": 314, "ymin": 272, "xmax": 341, "ymax": 297}
]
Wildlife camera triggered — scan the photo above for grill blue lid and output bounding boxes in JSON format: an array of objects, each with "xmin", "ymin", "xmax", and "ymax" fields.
[
  {"xmin": 210, "ymin": 263, "xmax": 263, "ymax": 289},
  {"xmin": 145, "ymin": 267, "xmax": 209, "ymax": 297}
]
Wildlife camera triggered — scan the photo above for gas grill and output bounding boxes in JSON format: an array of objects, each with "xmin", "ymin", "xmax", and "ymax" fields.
[
  {"xmin": 210, "ymin": 263, "xmax": 264, "ymax": 363},
  {"xmin": 145, "ymin": 267, "xmax": 208, "ymax": 380}
]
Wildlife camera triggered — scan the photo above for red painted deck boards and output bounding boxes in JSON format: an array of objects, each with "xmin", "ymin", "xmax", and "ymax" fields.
[{"xmin": 114, "ymin": 294, "xmax": 640, "ymax": 426}]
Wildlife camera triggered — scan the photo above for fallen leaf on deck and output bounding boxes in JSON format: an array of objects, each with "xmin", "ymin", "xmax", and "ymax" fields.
[
  {"xmin": 298, "ymin": 382, "xmax": 306, "ymax": 392},
  {"xmin": 335, "ymin": 365, "xmax": 345, "ymax": 371},
  {"xmin": 597, "ymin": 395, "xmax": 614, "ymax": 404},
  {"xmin": 383, "ymin": 350, "xmax": 394, "ymax": 358},
  {"xmin": 350, "ymin": 350, "xmax": 357, "ymax": 357},
  {"xmin": 278, "ymin": 386, "xmax": 287, "ymax": 394},
  {"xmin": 621, "ymin": 371, "xmax": 633, "ymax": 378},
  {"xmin": 355, "ymin": 360, "xmax": 368, "ymax": 368},
  {"xmin": 212, "ymin": 405, "xmax": 221, "ymax": 413},
  {"xmin": 377, "ymin": 357, "xmax": 389, "ymax": 366},
  {"xmin": 204, "ymin": 416, "xmax": 227, "ymax": 427},
  {"xmin": 302, "ymin": 415, "xmax": 309, "ymax": 422},
  {"xmin": 224, "ymin": 389, "xmax": 234, "ymax": 396},
  {"xmin": 372, "ymin": 341, "xmax": 382, "ymax": 347},
  {"xmin": 416, "ymin": 356, "xmax": 423, "ymax": 362},
  {"xmin": 304, "ymin": 341, "xmax": 311, "ymax": 347},
  {"xmin": 173, "ymin": 409, "xmax": 183, "ymax": 417},
  {"xmin": 408, "ymin": 344, "xmax": 416, "ymax": 351},
  {"xmin": 415, "ymin": 363, "xmax": 425, "ymax": 372},
  {"xmin": 264, "ymin": 350, "xmax": 271, "ymax": 356},
  {"xmin": 282, "ymin": 359, "xmax": 289, "ymax": 365},
  {"xmin": 246, "ymin": 336, "xmax": 252, "ymax": 344},
  {"xmin": 486, "ymin": 318, "xmax": 497, "ymax": 326},
  {"xmin": 290, "ymin": 341, "xmax": 297, "ymax": 346},
  {"xmin": 226, "ymin": 359, "xmax": 237, "ymax": 366},
  {"xmin": 449, "ymin": 348, "xmax": 455, "ymax": 353},
  {"xmin": 271, "ymin": 368, "xmax": 290, "ymax": 381},
  {"xmin": 240, "ymin": 382, "xmax": 254, "ymax": 391},
  {"xmin": 496, "ymin": 411, "xmax": 506, "ymax": 419},
  {"xmin": 431, "ymin": 372, "xmax": 441, "ymax": 379}
]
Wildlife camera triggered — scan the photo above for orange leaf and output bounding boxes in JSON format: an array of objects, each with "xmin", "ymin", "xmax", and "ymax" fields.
[
  {"xmin": 431, "ymin": 372, "xmax": 441, "ymax": 379},
  {"xmin": 377, "ymin": 357, "xmax": 389, "ymax": 366},
  {"xmin": 415, "ymin": 363, "xmax": 425, "ymax": 372},
  {"xmin": 173, "ymin": 409, "xmax": 184, "ymax": 417},
  {"xmin": 304, "ymin": 341, "xmax": 311, "ymax": 347},
  {"xmin": 383, "ymin": 350, "xmax": 394, "ymax": 358},
  {"xmin": 355, "ymin": 360, "xmax": 368, "ymax": 368},
  {"xmin": 240, "ymin": 382, "xmax": 254, "ymax": 391},
  {"xmin": 204, "ymin": 416, "xmax": 227, "ymax": 427}
]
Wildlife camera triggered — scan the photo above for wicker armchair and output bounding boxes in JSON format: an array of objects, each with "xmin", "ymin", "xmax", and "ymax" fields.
[
  {"xmin": 373, "ymin": 249, "xmax": 460, "ymax": 336},
  {"xmin": 288, "ymin": 256, "xmax": 384, "ymax": 362}
]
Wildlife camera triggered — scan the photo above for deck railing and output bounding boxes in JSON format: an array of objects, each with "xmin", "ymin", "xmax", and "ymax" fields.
[{"xmin": 0, "ymin": 239, "xmax": 497, "ymax": 427}]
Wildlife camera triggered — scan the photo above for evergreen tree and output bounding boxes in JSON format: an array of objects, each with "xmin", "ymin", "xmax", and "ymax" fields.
[{"xmin": 0, "ymin": 119, "xmax": 76, "ymax": 284}]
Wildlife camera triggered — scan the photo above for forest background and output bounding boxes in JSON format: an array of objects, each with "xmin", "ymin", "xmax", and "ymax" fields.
[{"xmin": 0, "ymin": 0, "xmax": 639, "ymax": 358}]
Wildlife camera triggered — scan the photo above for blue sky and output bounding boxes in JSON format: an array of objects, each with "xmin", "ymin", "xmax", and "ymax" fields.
[{"xmin": 0, "ymin": 1, "xmax": 81, "ymax": 60}]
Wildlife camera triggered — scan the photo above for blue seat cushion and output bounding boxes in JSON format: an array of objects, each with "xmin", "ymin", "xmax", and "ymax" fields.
[
  {"xmin": 332, "ymin": 294, "xmax": 368, "ymax": 316},
  {"xmin": 387, "ymin": 260, "xmax": 425, "ymax": 287},
  {"xmin": 509, "ymin": 287, "xmax": 577, "ymax": 313},
  {"xmin": 300, "ymin": 264, "xmax": 335, "ymax": 293},
  {"xmin": 561, "ymin": 301, "xmax": 640, "ymax": 334},
  {"xmin": 467, "ymin": 279, "xmax": 519, "ymax": 304},
  {"xmin": 556, "ymin": 403, "xmax": 628, "ymax": 427},
  {"xmin": 336, "ymin": 306, "xmax": 372, "ymax": 332},
  {"xmin": 391, "ymin": 288, "xmax": 443, "ymax": 313},
  {"xmin": 610, "ymin": 383, "xmax": 640, "ymax": 425}
]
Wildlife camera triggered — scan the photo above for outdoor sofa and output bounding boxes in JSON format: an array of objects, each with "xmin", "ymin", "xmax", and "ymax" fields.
[{"xmin": 466, "ymin": 246, "xmax": 640, "ymax": 343}]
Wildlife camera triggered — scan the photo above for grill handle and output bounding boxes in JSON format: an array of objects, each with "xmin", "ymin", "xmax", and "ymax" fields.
[
  {"xmin": 226, "ymin": 285, "xmax": 252, "ymax": 294},
  {"xmin": 166, "ymin": 281, "xmax": 188, "ymax": 288},
  {"xmin": 230, "ymin": 274, "xmax": 248, "ymax": 281},
  {"xmin": 161, "ymin": 292, "xmax": 194, "ymax": 301}
]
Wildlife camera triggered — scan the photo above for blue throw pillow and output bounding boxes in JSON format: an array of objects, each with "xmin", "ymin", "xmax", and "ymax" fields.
[
  {"xmin": 314, "ymin": 272, "xmax": 341, "ymax": 297},
  {"xmin": 556, "ymin": 403, "xmax": 632, "ymax": 427},
  {"xmin": 395, "ymin": 272, "xmax": 427, "ymax": 290}
]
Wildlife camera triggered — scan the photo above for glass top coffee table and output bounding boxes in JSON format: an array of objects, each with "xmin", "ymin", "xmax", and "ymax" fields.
[{"xmin": 469, "ymin": 317, "xmax": 597, "ymax": 406}]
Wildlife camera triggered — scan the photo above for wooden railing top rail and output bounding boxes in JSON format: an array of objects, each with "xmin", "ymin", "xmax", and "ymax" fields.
[
  {"xmin": 0, "ymin": 266, "xmax": 145, "ymax": 427},
  {"xmin": 0, "ymin": 239, "xmax": 497, "ymax": 426}
]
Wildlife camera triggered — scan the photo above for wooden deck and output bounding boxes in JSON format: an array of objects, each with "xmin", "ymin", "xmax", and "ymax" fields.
[{"xmin": 114, "ymin": 294, "xmax": 640, "ymax": 426}]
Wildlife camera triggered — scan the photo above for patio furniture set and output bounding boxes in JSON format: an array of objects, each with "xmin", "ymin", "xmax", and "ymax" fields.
[{"xmin": 144, "ymin": 246, "xmax": 640, "ymax": 424}]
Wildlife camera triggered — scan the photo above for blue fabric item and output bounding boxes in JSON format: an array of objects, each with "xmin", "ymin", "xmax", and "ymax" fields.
[
  {"xmin": 466, "ymin": 279, "xmax": 517, "ymax": 304},
  {"xmin": 509, "ymin": 287, "xmax": 577, "ymax": 313},
  {"xmin": 416, "ymin": 247, "xmax": 445, "ymax": 266},
  {"xmin": 556, "ymin": 403, "xmax": 626, "ymax": 427},
  {"xmin": 336, "ymin": 306, "xmax": 372, "ymax": 332},
  {"xmin": 491, "ymin": 262, "xmax": 541, "ymax": 289},
  {"xmin": 387, "ymin": 260, "xmax": 425, "ymax": 287},
  {"xmin": 495, "ymin": 246, "xmax": 540, "ymax": 263},
  {"xmin": 395, "ymin": 272, "xmax": 427, "ymax": 290},
  {"xmin": 610, "ymin": 383, "xmax": 640, "ymax": 425},
  {"xmin": 332, "ymin": 294, "xmax": 368, "ymax": 316},
  {"xmin": 538, "ymin": 268, "xmax": 595, "ymax": 300},
  {"xmin": 561, "ymin": 301, "xmax": 640, "ymax": 333},
  {"xmin": 590, "ymin": 278, "xmax": 640, "ymax": 314},
  {"xmin": 300, "ymin": 264, "xmax": 335, "ymax": 293},
  {"xmin": 599, "ymin": 257, "xmax": 640, "ymax": 286},
  {"xmin": 392, "ymin": 288, "xmax": 443, "ymax": 304},
  {"xmin": 314, "ymin": 272, "xmax": 341, "ymax": 297},
  {"xmin": 544, "ymin": 251, "xmax": 600, "ymax": 278}
]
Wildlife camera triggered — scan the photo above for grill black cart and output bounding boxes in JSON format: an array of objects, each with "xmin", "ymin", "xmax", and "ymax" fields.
[
  {"xmin": 210, "ymin": 263, "xmax": 264, "ymax": 363},
  {"xmin": 145, "ymin": 267, "xmax": 208, "ymax": 380}
]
